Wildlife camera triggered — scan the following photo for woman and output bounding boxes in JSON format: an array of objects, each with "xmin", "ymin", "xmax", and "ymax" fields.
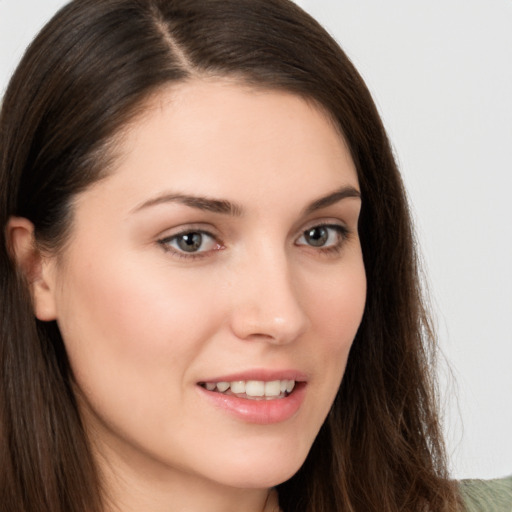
[{"xmin": 0, "ymin": 1, "xmax": 506, "ymax": 511}]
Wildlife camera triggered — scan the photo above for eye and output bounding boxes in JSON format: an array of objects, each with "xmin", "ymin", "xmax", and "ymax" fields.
[
  {"xmin": 159, "ymin": 230, "xmax": 221, "ymax": 256},
  {"xmin": 296, "ymin": 224, "xmax": 347, "ymax": 250}
]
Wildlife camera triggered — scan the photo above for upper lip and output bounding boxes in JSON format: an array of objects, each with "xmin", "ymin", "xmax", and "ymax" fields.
[{"xmin": 198, "ymin": 369, "xmax": 308, "ymax": 383}]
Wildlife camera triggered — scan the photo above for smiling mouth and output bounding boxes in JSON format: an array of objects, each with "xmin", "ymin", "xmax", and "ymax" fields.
[{"xmin": 198, "ymin": 379, "xmax": 296, "ymax": 400}]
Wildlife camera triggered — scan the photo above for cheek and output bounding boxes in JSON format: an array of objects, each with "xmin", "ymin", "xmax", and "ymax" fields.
[
  {"xmin": 298, "ymin": 252, "xmax": 366, "ymax": 400},
  {"xmin": 53, "ymin": 251, "xmax": 232, "ymax": 463},
  {"xmin": 53, "ymin": 251, "xmax": 222, "ymax": 410},
  {"xmin": 59, "ymin": 254, "xmax": 210, "ymax": 347},
  {"xmin": 306, "ymin": 256, "xmax": 366, "ymax": 345}
]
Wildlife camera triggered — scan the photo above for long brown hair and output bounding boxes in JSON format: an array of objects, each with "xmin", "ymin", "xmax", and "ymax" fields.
[{"xmin": 0, "ymin": 1, "xmax": 460, "ymax": 511}]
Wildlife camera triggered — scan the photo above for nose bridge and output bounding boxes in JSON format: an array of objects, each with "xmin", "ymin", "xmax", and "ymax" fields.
[{"xmin": 229, "ymin": 241, "xmax": 309, "ymax": 344}]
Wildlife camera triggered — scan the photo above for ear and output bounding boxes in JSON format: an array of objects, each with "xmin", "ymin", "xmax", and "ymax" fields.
[{"xmin": 6, "ymin": 217, "xmax": 58, "ymax": 321}]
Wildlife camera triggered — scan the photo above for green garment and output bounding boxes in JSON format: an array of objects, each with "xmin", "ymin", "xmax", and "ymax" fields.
[{"xmin": 460, "ymin": 476, "xmax": 512, "ymax": 511}]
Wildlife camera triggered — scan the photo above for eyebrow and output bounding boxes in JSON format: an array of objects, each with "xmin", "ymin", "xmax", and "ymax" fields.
[
  {"xmin": 132, "ymin": 185, "xmax": 360, "ymax": 216},
  {"xmin": 304, "ymin": 186, "xmax": 361, "ymax": 214},
  {"xmin": 132, "ymin": 193, "xmax": 244, "ymax": 216}
]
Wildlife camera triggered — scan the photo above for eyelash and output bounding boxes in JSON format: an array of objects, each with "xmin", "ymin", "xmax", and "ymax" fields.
[
  {"xmin": 296, "ymin": 224, "xmax": 349, "ymax": 255},
  {"xmin": 157, "ymin": 223, "xmax": 350, "ymax": 261},
  {"xmin": 158, "ymin": 229, "xmax": 223, "ymax": 261}
]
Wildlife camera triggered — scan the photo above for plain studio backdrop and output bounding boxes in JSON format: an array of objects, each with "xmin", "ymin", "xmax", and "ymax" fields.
[{"xmin": 0, "ymin": 0, "xmax": 510, "ymax": 480}]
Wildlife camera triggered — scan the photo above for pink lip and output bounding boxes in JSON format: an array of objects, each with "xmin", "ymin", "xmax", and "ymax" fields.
[
  {"xmin": 197, "ymin": 382, "xmax": 306, "ymax": 424},
  {"xmin": 199, "ymin": 368, "xmax": 308, "ymax": 383},
  {"xmin": 196, "ymin": 368, "xmax": 308, "ymax": 425}
]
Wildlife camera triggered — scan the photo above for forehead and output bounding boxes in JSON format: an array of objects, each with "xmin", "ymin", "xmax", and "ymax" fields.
[{"xmin": 82, "ymin": 79, "xmax": 358, "ymax": 215}]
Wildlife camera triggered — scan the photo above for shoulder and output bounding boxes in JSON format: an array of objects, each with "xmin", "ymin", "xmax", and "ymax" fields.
[{"xmin": 459, "ymin": 476, "xmax": 512, "ymax": 512}]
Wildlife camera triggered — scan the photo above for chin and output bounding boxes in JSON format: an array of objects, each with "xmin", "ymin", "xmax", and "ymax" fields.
[
  {"xmin": 198, "ymin": 436, "xmax": 311, "ymax": 490},
  {"xmin": 215, "ymin": 463, "xmax": 303, "ymax": 490}
]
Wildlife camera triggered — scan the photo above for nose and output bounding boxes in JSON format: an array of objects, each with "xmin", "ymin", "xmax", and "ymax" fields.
[{"xmin": 228, "ymin": 249, "xmax": 309, "ymax": 345}]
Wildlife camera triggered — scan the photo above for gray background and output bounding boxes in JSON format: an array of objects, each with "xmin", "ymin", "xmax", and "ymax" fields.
[{"xmin": 1, "ymin": 0, "xmax": 511, "ymax": 479}]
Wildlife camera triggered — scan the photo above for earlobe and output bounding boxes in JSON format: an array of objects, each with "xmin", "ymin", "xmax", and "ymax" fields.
[{"xmin": 6, "ymin": 217, "xmax": 58, "ymax": 321}]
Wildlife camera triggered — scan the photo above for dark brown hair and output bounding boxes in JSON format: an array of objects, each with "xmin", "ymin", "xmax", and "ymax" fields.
[{"xmin": 0, "ymin": 1, "xmax": 460, "ymax": 511}]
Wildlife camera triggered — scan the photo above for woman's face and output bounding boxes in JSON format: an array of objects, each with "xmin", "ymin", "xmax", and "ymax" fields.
[{"xmin": 41, "ymin": 81, "xmax": 366, "ymax": 492}]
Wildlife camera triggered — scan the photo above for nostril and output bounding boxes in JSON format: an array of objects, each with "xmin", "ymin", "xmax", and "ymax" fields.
[
  {"xmin": 230, "ymin": 312, "xmax": 308, "ymax": 345},
  {"xmin": 246, "ymin": 332, "xmax": 274, "ymax": 340}
]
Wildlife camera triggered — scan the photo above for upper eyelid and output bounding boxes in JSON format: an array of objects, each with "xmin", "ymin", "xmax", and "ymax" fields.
[
  {"xmin": 295, "ymin": 224, "xmax": 348, "ymax": 242},
  {"xmin": 299, "ymin": 222, "xmax": 347, "ymax": 234},
  {"xmin": 156, "ymin": 223, "xmax": 220, "ymax": 241},
  {"xmin": 156, "ymin": 220, "xmax": 350, "ymax": 243},
  {"xmin": 295, "ymin": 219, "xmax": 350, "ymax": 237},
  {"xmin": 159, "ymin": 229, "xmax": 220, "ymax": 248},
  {"xmin": 155, "ymin": 210, "xmax": 354, "ymax": 237}
]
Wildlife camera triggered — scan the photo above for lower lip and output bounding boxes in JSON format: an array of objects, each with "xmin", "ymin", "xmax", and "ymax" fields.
[{"xmin": 197, "ymin": 383, "xmax": 306, "ymax": 424}]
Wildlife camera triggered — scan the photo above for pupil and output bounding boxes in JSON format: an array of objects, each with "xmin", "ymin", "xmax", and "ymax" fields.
[
  {"xmin": 306, "ymin": 227, "xmax": 328, "ymax": 247},
  {"xmin": 177, "ymin": 232, "xmax": 202, "ymax": 252}
]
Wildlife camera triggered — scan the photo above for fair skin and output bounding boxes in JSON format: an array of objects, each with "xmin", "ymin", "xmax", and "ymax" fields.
[{"xmin": 10, "ymin": 80, "xmax": 366, "ymax": 512}]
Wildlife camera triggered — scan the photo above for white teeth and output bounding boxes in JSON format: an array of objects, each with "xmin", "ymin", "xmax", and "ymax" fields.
[
  {"xmin": 245, "ymin": 380, "xmax": 265, "ymax": 397},
  {"xmin": 264, "ymin": 380, "xmax": 281, "ymax": 397},
  {"xmin": 202, "ymin": 379, "xmax": 297, "ymax": 398},
  {"xmin": 230, "ymin": 381, "xmax": 246, "ymax": 394},
  {"xmin": 216, "ymin": 381, "xmax": 230, "ymax": 392}
]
